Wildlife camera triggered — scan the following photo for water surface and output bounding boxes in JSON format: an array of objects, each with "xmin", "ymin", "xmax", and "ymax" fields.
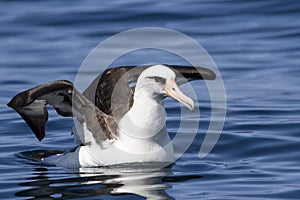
[{"xmin": 1, "ymin": 0, "xmax": 300, "ymax": 199}]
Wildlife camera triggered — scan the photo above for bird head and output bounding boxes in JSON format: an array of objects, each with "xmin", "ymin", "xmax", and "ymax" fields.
[{"xmin": 135, "ymin": 65, "xmax": 194, "ymax": 111}]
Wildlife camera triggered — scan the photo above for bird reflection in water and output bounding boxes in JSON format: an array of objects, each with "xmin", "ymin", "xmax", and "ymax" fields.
[{"xmin": 15, "ymin": 160, "xmax": 203, "ymax": 199}]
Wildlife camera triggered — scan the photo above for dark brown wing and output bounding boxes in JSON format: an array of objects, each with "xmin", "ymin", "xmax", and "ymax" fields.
[
  {"xmin": 83, "ymin": 66, "xmax": 142, "ymax": 118},
  {"xmin": 7, "ymin": 80, "xmax": 117, "ymax": 144},
  {"xmin": 8, "ymin": 65, "xmax": 215, "ymax": 143},
  {"xmin": 83, "ymin": 65, "xmax": 216, "ymax": 118},
  {"xmin": 166, "ymin": 64, "xmax": 216, "ymax": 83}
]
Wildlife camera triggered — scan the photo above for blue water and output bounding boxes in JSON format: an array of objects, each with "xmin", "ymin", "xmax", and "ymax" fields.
[{"xmin": 1, "ymin": 0, "xmax": 300, "ymax": 199}]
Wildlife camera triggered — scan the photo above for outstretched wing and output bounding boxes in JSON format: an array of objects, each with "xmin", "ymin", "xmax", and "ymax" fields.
[
  {"xmin": 83, "ymin": 65, "xmax": 216, "ymax": 118},
  {"xmin": 168, "ymin": 64, "xmax": 216, "ymax": 84},
  {"xmin": 7, "ymin": 80, "xmax": 117, "ymax": 143},
  {"xmin": 8, "ymin": 65, "xmax": 215, "ymax": 142},
  {"xmin": 83, "ymin": 66, "xmax": 140, "ymax": 119}
]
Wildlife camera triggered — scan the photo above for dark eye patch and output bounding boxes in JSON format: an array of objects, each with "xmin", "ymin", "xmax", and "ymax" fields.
[{"xmin": 146, "ymin": 76, "xmax": 166, "ymax": 84}]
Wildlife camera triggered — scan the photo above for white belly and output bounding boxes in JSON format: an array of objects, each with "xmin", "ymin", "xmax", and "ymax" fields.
[{"xmin": 43, "ymin": 126, "xmax": 174, "ymax": 168}]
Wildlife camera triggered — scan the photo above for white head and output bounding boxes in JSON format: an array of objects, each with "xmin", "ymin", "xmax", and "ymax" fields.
[{"xmin": 135, "ymin": 65, "xmax": 194, "ymax": 111}]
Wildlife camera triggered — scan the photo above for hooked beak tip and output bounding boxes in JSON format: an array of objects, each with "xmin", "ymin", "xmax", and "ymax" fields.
[
  {"xmin": 188, "ymin": 101, "xmax": 195, "ymax": 111},
  {"xmin": 181, "ymin": 97, "xmax": 195, "ymax": 111},
  {"xmin": 165, "ymin": 79, "xmax": 195, "ymax": 111}
]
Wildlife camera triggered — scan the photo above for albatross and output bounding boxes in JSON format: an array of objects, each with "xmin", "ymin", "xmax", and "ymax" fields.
[{"xmin": 8, "ymin": 64, "xmax": 216, "ymax": 168}]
